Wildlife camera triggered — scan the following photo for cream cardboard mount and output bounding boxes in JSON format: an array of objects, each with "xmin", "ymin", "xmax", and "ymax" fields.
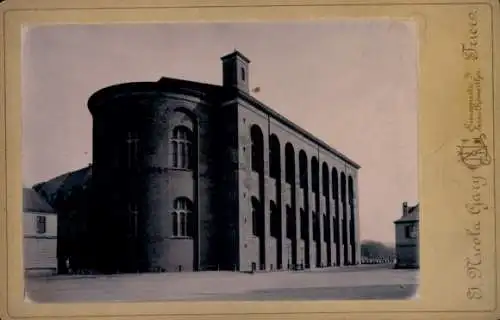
[{"xmin": 0, "ymin": 0, "xmax": 499, "ymax": 319}]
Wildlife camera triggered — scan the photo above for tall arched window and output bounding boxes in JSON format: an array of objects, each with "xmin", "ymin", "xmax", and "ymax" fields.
[
  {"xmin": 348, "ymin": 176, "xmax": 354, "ymax": 205},
  {"xmin": 341, "ymin": 173, "xmax": 347, "ymax": 203},
  {"xmin": 340, "ymin": 172, "xmax": 348, "ymax": 264},
  {"xmin": 172, "ymin": 212, "xmax": 179, "ymax": 237},
  {"xmin": 332, "ymin": 168, "xmax": 339, "ymax": 201},
  {"xmin": 172, "ymin": 197, "xmax": 193, "ymax": 237},
  {"xmin": 269, "ymin": 134, "xmax": 281, "ymax": 179},
  {"xmin": 322, "ymin": 162, "xmax": 329, "ymax": 197},
  {"xmin": 180, "ymin": 213, "xmax": 187, "ymax": 237},
  {"xmin": 311, "ymin": 157, "xmax": 319, "ymax": 194},
  {"xmin": 285, "ymin": 143, "xmax": 295, "ymax": 184},
  {"xmin": 348, "ymin": 175, "xmax": 356, "ymax": 263},
  {"xmin": 250, "ymin": 125, "xmax": 264, "ymax": 173},
  {"xmin": 332, "ymin": 168, "xmax": 340, "ymax": 260},
  {"xmin": 171, "ymin": 126, "xmax": 193, "ymax": 169},
  {"xmin": 299, "ymin": 151, "xmax": 308, "ymax": 188}
]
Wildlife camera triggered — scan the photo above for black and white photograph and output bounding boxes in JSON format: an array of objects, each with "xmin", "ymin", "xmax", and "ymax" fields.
[{"xmin": 22, "ymin": 21, "xmax": 419, "ymax": 302}]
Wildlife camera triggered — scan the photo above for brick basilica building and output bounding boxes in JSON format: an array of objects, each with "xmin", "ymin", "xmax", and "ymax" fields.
[{"xmin": 83, "ymin": 50, "xmax": 361, "ymax": 274}]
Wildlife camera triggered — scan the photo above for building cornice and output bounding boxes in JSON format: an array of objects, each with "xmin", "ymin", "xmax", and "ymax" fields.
[{"xmin": 235, "ymin": 90, "xmax": 361, "ymax": 170}]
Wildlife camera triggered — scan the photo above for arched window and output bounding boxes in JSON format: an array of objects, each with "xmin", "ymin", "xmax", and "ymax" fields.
[
  {"xmin": 311, "ymin": 157, "xmax": 319, "ymax": 194},
  {"xmin": 332, "ymin": 168, "xmax": 339, "ymax": 201},
  {"xmin": 341, "ymin": 172, "xmax": 347, "ymax": 203},
  {"xmin": 171, "ymin": 126, "xmax": 193, "ymax": 169},
  {"xmin": 348, "ymin": 175, "xmax": 356, "ymax": 263},
  {"xmin": 180, "ymin": 214, "xmax": 187, "ymax": 237},
  {"xmin": 269, "ymin": 134, "xmax": 281, "ymax": 179},
  {"xmin": 348, "ymin": 176, "xmax": 354, "ymax": 204},
  {"xmin": 322, "ymin": 162, "xmax": 329, "ymax": 197},
  {"xmin": 241, "ymin": 67, "xmax": 246, "ymax": 81},
  {"xmin": 340, "ymin": 172, "xmax": 348, "ymax": 264},
  {"xmin": 172, "ymin": 212, "xmax": 179, "ymax": 237},
  {"xmin": 250, "ymin": 125, "xmax": 264, "ymax": 173},
  {"xmin": 172, "ymin": 197, "xmax": 193, "ymax": 237},
  {"xmin": 299, "ymin": 151, "xmax": 308, "ymax": 188},
  {"xmin": 285, "ymin": 143, "xmax": 295, "ymax": 184}
]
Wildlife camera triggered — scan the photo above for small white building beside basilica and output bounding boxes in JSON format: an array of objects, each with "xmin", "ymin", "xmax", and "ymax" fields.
[{"xmin": 23, "ymin": 187, "xmax": 58, "ymax": 276}]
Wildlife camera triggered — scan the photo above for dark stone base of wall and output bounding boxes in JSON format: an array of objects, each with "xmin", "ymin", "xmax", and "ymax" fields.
[
  {"xmin": 25, "ymin": 268, "xmax": 58, "ymax": 277},
  {"xmin": 394, "ymin": 264, "xmax": 419, "ymax": 269}
]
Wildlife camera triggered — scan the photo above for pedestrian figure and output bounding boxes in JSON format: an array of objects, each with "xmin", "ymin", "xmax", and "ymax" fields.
[{"xmin": 65, "ymin": 257, "xmax": 72, "ymax": 274}]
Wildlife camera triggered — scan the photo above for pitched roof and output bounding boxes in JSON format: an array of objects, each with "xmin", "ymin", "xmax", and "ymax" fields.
[
  {"xmin": 394, "ymin": 203, "xmax": 419, "ymax": 223},
  {"xmin": 59, "ymin": 165, "xmax": 92, "ymax": 192},
  {"xmin": 23, "ymin": 187, "xmax": 55, "ymax": 213},
  {"xmin": 33, "ymin": 165, "xmax": 92, "ymax": 203},
  {"xmin": 33, "ymin": 172, "xmax": 71, "ymax": 199}
]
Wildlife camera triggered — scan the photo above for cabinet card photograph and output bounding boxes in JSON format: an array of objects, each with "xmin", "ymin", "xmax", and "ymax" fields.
[
  {"xmin": 21, "ymin": 21, "xmax": 418, "ymax": 303},
  {"xmin": 0, "ymin": 0, "xmax": 498, "ymax": 320}
]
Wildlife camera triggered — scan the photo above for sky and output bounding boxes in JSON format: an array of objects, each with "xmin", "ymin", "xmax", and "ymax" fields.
[{"xmin": 22, "ymin": 21, "xmax": 418, "ymax": 244}]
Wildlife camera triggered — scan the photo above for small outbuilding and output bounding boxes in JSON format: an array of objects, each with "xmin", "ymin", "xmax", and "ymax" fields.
[
  {"xmin": 394, "ymin": 202, "xmax": 419, "ymax": 269},
  {"xmin": 23, "ymin": 187, "xmax": 58, "ymax": 276}
]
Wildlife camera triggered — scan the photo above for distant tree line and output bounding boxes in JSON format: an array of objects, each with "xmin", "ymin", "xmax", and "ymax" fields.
[{"xmin": 360, "ymin": 240, "xmax": 395, "ymax": 264}]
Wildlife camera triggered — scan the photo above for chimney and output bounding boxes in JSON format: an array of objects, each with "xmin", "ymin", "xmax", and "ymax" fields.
[
  {"xmin": 402, "ymin": 202, "xmax": 408, "ymax": 216},
  {"xmin": 221, "ymin": 50, "xmax": 251, "ymax": 93}
]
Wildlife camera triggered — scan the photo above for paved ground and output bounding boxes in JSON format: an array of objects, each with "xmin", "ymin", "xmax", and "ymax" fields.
[{"xmin": 25, "ymin": 264, "xmax": 419, "ymax": 303}]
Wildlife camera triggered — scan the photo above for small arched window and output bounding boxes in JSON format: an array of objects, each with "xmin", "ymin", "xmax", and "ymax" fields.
[
  {"xmin": 172, "ymin": 197, "xmax": 193, "ymax": 237},
  {"xmin": 171, "ymin": 126, "xmax": 193, "ymax": 169},
  {"xmin": 241, "ymin": 67, "xmax": 246, "ymax": 81}
]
